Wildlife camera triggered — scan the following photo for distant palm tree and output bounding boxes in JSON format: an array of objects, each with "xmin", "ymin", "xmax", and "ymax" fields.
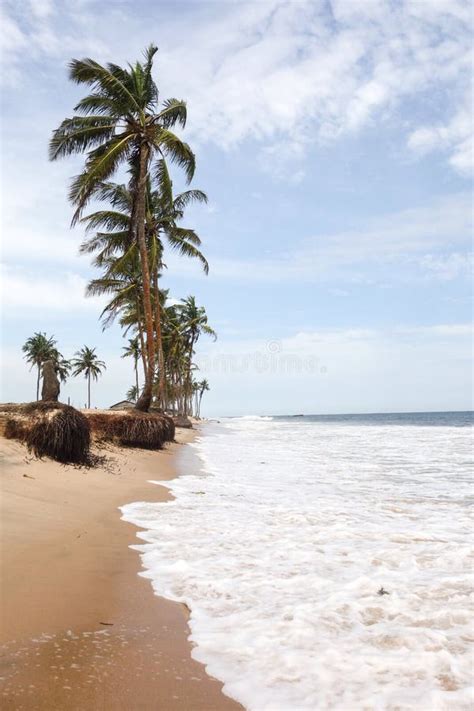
[
  {"xmin": 49, "ymin": 44, "xmax": 195, "ymax": 412},
  {"xmin": 22, "ymin": 332, "xmax": 62, "ymax": 400},
  {"xmin": 197, "ymin": 379, "xmax": 210, "ymax": 418},
  {"xmin": 126, "ymin": 385, "xmax": 139, "ymax": 403},
  {"xmin": 178, "ymin": 296, "xmax": 216, "ymax": 415},
  {"xmin": 71, "ymin": 346, "xmax": 106, "ymax": 408},
  {"xmin": 55, "ymin": 356, "xmax": 71, "ymax": 384},
  {"xmin": 122, "ymin": 336, "xmax": 141, "ymax": 395}
]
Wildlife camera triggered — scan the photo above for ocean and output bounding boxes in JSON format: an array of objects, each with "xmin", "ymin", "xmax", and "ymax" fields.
[{"xmin": 121, "ymin": 412, "xmax": 474, "ymax": 711}]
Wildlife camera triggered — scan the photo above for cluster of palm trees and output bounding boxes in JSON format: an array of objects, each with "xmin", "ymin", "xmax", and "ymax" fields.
[
  {"xmin": 121, "ymin": 296, "xmax": 213, "ymax": 414},
  {"xmin": 22, "ymin": 333, "xmax": 105, "ymax": 408},
  {"xmin": 49, "ymin": 44, "xmax": 213, "ymax": 415}
]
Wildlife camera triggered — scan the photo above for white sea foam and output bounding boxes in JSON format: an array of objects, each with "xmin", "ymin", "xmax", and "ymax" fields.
[{"xmin": 121, "ymin": 415, "xmax": 474, "ymax": 710}]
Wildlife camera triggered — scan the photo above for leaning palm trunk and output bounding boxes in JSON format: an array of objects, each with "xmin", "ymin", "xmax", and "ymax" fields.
[
  {"xmin": 135, "ymin": 146, "xmax": 156, "ymax": 412},
  {"xmin": 184, "ymin": 338, "xmax": 195, "ymax": 416},
  {"xmin": 152, "ymin": 270, "xmax": 166, "ymax": 411},
  {"xmin": 135, "ymin": 299, "xmax": 148, "ymax": 385}
]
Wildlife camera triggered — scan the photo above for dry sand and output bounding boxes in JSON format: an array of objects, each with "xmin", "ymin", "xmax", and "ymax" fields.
[{"xmin": 0, "ymin": 428, "xmax": 243, "ymax": 710}]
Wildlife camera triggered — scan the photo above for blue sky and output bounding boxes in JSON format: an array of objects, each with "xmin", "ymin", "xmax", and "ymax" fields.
[{"xmin": 1, "ymin": 0, "xmax": 472, "ymax": 415}]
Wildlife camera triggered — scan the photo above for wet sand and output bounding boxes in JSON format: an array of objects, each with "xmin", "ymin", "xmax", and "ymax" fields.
[{"xmin": 0, "ymin": 430, "xmax": 243, "ymax": 710}]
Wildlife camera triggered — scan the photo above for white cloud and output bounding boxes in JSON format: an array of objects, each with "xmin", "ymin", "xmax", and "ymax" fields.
[
  {"xmin": 419, "ymin": 252, "xmax": 473, "ymax": 281},
  {"xmin": 29, "ymin": 0, "xmax": 54, "ymax": 20},
  {"xmin": 408, "ymin": 99, "xmax": 473, "ymax": 175},
  {"xmin": 1, "ymin": 0, "xmax": 472, "ymax": 174},
  {"xmin": 0, "ymin": 264, "xmax": 104, "ymax": 312}
]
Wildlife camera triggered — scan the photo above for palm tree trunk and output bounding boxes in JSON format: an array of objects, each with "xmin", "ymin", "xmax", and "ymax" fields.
[
  {"xmin": 153, "ymin": 269, "xmax": 166, "ymax": 411},
  {"xmin": 135, "ymin": 144, "xmax": 155, "ymax": 412},
  {"xmin": 184, "ymin": 336, "xmax": 195, "ymax": 416},
  {"xmin": 88, "ymin": 373, "xmax": 91, "ymax": 409},
  {"xmin": 135, "ymin": 300, "xmax": 147, "ymax": 384},
  {"xmin": 135, "ymin": 359, "xmax": 139, "ymax": 395},
  {"xmin": 36, "ymin": 363, "xmax": 41, "ymax": 401}
]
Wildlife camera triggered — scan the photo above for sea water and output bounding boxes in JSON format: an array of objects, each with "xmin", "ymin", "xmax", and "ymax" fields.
[{"xmin": 121, "ymin": 412, "xmax": 474, "ymax": 710}]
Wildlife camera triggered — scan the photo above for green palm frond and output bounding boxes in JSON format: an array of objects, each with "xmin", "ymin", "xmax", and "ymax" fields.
[
  {"xmin": 157, "ymin": 98, "xmax": 187, "ymax": 128},
  {"xmin": 69, "ymin": 134, "xmax": 132, "ymax": 222},
  {"xmin": 49, "ymin": 116, "xmax": 117, "ymax": 160},
  {"xmin": 173, "ymin": 189, "xmax": 208, "ymax": 211},
  {"xmin": 155, "ymin": 128, "xmax": 195, "ymax": 183}
]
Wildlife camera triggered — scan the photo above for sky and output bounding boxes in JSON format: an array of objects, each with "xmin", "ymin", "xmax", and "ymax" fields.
[{"xmin": 1, "ymin": 0, "xmax": 472, "ymax": 416}]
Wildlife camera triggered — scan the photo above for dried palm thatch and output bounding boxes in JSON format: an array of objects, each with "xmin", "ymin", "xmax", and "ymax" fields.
[
  {"xmin": 4, "ymin": 402, "xmax": 91, "ymax": 464},
  {"xmin": 87, "ymin": 412, "xmax": 175, "ymax": 450}
]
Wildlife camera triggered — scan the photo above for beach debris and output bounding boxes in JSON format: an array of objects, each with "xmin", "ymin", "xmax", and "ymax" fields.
[
  {"xmin": 377, "ymin": 587, "xmax": 390, "ymax": 596},
  {"xmin": 41, "ymin": 360, "xmax": 60, "ymax": 402},
  {"xmin": 87, "ymin": 411, "xmax": 175, "ymax": 450},
  {"xmin": 22, "ymin": 473, "xmax": 35, "ymax": 479},
  {"xmin": 99, "ymin": 622, "xmax": 114, "ymax": 626},
  {"xmin": 5, "ymin": 402, "xmax": 91, "ymax": 465},
  {"xmin": 172, "ymin": 415, "xmax": 193, "ymax": 429}
]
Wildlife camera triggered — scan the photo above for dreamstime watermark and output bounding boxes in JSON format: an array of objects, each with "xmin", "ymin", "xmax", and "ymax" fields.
[{"xmin": 198, "ymin": 340, "xmax": 328, "ymax": 375}]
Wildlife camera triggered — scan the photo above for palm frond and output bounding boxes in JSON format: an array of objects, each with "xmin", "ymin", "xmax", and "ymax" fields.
[
  {"xmin": 69, "ymin": 134, "xmax": 132, "ymax": 222},
  {"xmin": 154, "ymin": 128, "xmax": 195, "ymax": 183},
  {"xmin": 49, "ymin": 116, "xmax": 116, "ymax": 160},
  {"xmin": 157, "ymin": 98, "xmax": 187, "ymax": 128},
  {"xmin": 68, "ymin": 58, "xmax": 142, "ymax": 115},
  {"xmin": 173, "ymin": 189, "xmax": 208, "ymax": 211}
]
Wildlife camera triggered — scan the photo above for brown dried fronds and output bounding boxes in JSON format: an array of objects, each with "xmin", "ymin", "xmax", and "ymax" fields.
[{"xmin": 87, "ymin": 411, "xmax": 175, "ymax": 450}]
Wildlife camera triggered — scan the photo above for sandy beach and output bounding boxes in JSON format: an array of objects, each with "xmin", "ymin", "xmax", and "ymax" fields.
[{"xmin": 0, "ymin": 428, "xmax": 243, "ymax": 710}]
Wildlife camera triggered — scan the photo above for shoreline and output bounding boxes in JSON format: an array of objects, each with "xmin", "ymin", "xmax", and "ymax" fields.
[{"xmin": 0, "ymin": 428, "xmax": 243, "ymax": 710}]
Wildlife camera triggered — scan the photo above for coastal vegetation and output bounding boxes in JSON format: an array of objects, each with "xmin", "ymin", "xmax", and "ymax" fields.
[
  {"xmin": 22, "ymin": 332, "xmax": 68, "ymax": 401},
  {"xmin": 49, "ymin": 44, "xmax": 214, "ymax": 415},
  {"xmin": 10, "ymin": 44, "xmax": 214, "ymax": 466},
  {"xmin": 22, "ymin": 333, "xmax": 106, "ymax": 409},
  {"xmin": 71, "ymin": 346, "xmax": 106, "ymax": 409}
]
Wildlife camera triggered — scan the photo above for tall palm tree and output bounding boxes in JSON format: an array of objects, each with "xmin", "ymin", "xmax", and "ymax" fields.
[
  {"xmin": 22, "ymin": 332, "xmax": 62, "ymax": 400},
  {"xmin": 122, "ymin": 337, "xmax": 141, "ymax": 395},
  {"xmin": 49, "ymin": 44, "xmax": 195, "ymax": 412},
  {"xmin": 71, "ymin": 346, "xmax": 106, "ymax": 408}
]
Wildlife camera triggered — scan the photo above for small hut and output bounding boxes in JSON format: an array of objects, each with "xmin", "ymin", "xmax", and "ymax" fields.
[{"xmin": 109, "ymin": 400, "xmax": 135, "ymax": 411}]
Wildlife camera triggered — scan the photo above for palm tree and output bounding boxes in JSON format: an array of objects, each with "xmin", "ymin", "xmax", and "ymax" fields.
[
  {"xmin": 22, "ymin": 332, "xmax": 60, "ymax": 400},
  {"xmin": 126, "ymin": 385, "xmax": 139, "ymax": 403},
  {"xmin": 197, "ymin": 379, "xmax": 210, "ymax": 417},
  {"xmin": 177, "ymin": 297, "xmax": 216, "ymax": 415},
  {"xmin": 122, "ymin": 337, "xmax": 141, "ymax": 395},
  {"xmin": 50, "ymin": 44, "xmax": 196, "ymax": 412},
  {"xmin": 55, "ymin": 356, "xmax": 71, "ymax": 384},
  {"xmin": 71, "ymin": 346, "xmax": 106, "ymax": 408}
]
